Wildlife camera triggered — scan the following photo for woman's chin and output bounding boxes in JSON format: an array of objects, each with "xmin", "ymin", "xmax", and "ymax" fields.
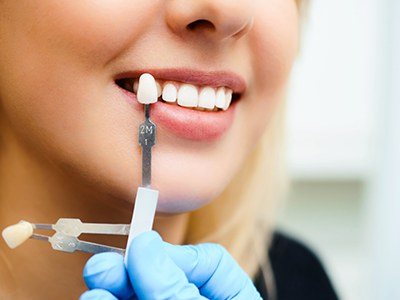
[
  {"xmin": 145, "ymin": 180, "xmax": 215, "ymax": 214},
  {"xmin": 95, "ymin": 169, "xmax": 216, "ymax": 214},
  {"xmin": 155, "ymin": 195, "xmax": 208, "ymax": 214}
]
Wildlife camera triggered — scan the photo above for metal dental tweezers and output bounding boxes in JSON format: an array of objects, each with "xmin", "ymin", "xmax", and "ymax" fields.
[
  {"xmin": 30, "ymin": 104, "xmax": 158, "ymax": 255},
  {"xmin": 31, "ymin": 218, "xmax": 129, "ymax": 255}
]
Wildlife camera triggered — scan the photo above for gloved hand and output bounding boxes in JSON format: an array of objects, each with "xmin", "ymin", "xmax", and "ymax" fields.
[{"xmin": 80, "ymin": 231, "xmax": 262, "ymax": 300}]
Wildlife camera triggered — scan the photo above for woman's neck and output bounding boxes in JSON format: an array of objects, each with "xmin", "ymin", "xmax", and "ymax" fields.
[{"xmin": 0, "ymin": 128, "xmax": 188, "ymax": 299}]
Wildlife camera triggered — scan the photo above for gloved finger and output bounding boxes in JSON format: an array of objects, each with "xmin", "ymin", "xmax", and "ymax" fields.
[
  {"xmin": 83, "ymin": 252, "xmax": 135, "ymax": 300},
  {"xmin": 127, "ymin": 231, "xmax": 206, "ymax": 300},
  {"xmin": 163, "ymin": 242, "xmax": 262, "ymax": 300},
  {"xmin": 80, "ymin": 289, "xmax": 118, "ymax": 300}
]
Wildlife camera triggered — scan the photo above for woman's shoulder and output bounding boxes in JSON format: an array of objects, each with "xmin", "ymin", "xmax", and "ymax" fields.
[{"xmin": 254, "ymin": 231, "xmax": 339, "ymax": 300}]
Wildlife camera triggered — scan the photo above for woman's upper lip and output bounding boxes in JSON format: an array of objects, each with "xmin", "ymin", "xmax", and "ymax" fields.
[{"xmin": 114, "ymin": 68, "xmax": 247, "ymax": 94}]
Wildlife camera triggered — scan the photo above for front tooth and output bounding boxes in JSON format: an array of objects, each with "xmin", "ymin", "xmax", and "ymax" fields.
[
  {"xmin": 162, "ymin": 83, "xmax": 177, "ymax": 102},
  {"xmin": 215, "ymin": 87, "xmax": 226, "ymax": 109},
  {"xmin": 177, "ymin": 84, "xmax": 198, "ymax": 107},
  {"xmin": 223, "ymin": 89, "xmax": 233, "ymax": 111},
  {"xmin": 156, "ymin": 82, "xmax": 162, "ymax": 98},
  {"xmin": 133, "ymin": 80, "xmax": 139, "ymax": 94},
  {"xmin": 198, "ymin": 87, "xmax": 216, "ymax": 109},
  {"xmin": 137, "ymin": 73, "xmax": 158, "ymax": 104}
]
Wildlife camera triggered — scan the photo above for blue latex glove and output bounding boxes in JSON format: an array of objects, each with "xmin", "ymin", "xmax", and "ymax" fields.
[{"xmin": 80, "ymin": 231, "xmax": 261, "ymax": 300}]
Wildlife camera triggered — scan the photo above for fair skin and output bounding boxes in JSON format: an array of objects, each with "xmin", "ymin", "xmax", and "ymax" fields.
[{"xmin": 0, "ymin": 0, "xmax": 299, "ymax": 299}]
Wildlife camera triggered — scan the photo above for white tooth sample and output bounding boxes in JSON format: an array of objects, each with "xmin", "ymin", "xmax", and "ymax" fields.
[
  {"xmin": 198, "ymin": 87, "xmax": 216, "ymax": 109},
  {"xmin": 223, "ymin": 89, "xmax": 233, "ymax": 111},
  {"xmin": 2, "ymin": 221, "xmax": 34, "ymax": 249},
  {"xmin": 215, "ymin": 87, "xmax": 226, "ymax": 109},
  {"xmin": 162, "ymin": 83, "xmax": 177, "ymax": 103},
  {"xmin": 177, "ymin": 84, "xmax": 198, "ymax": 107},
  {"xmin": 156, "ymin": 82, "xmax": 162, "ymax": 98},
  {"xmin": 137, "ymin": 73, "xmax": 158, "ymax": 104},
  {"xmin": 133, "ymin": 80, "xmax": 139, "ymax": 94}
]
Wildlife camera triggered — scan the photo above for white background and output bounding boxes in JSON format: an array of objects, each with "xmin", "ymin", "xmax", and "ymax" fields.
[{"xmin": 279, "ymin": 1, "xmax": 400, "ymax": 299}]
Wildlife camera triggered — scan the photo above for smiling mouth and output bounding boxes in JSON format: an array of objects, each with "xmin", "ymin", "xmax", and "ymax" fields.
[{"xmin": 114, "ymin": 69, "xmax": 244, "ymax": 112}]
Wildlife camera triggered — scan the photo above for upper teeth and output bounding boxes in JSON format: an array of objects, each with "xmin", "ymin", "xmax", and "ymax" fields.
[{"xmin": 135, "ymin": 73, "xmax": 234, "ymax": 111}]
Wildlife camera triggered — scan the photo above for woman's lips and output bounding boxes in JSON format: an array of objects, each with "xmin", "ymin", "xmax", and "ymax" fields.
[
  {"xmin": 114, "ymin": 68, "xmax": 246, "ymax": 141},
  {"xmin": 118, "ymin": 87, "xmax": 237, "ymax": 141}
]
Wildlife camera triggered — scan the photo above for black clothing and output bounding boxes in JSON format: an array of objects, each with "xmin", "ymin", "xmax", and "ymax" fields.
[{"xmin": 254, "ymin": 232, "xmax": 339, "ymax": 300}]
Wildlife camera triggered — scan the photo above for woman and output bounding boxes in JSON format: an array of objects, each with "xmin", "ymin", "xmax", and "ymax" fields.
[{"xmin": 0, "ymin": 0, "xmax": 338, "ymax": 299}]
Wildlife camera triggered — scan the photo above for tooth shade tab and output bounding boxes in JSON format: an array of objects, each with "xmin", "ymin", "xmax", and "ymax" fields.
[
  {"xmin": 177, "ymin": 84, "xmax": 199, "ymax": 108},
  {"xmin": 137, "ymin": 73, "xmax": 158, "ymax": 104},
  {"xmin": 2, "ymin": 221, "xmax": 34, "ymax": 249},
  {"xmin": 162, "ymin": 83, "xmax": 177, "ymax": 103}
]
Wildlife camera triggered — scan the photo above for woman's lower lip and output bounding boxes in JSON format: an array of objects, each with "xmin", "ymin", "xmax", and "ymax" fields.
[{"xmin": 118, "ymin": 87, "xmax": 236, "ymax": 141}]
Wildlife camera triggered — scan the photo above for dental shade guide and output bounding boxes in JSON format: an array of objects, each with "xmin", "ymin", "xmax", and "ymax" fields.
[
  {"xmin": 1, "ymin": 73, "xmax": 159, "ymax": 257},
  {"xmin": 2, "ymin": 219, "xmax": 128, "ymax": 255},
  {"xmin": 125, "ymin": 73, "xmax": 159, "ymax": 265}
]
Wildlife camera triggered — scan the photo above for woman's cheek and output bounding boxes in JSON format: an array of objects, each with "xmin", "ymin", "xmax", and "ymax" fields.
[
  {"xmin": 236, "ymin": 1, "xmax": 298, "ymax": 146},
  {"xmin": 3, "ymin": 1, "xmax": 160, "ymax": 68},
  {"xmin": 251, "ymin": 0, "xmax": 299, "ymax": 91}
]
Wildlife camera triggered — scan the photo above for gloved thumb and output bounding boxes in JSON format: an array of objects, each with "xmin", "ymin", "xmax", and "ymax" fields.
[
  {"xmin": 126, "ymin": 231, "xmax": 206, "ymax": 300},
  {"xmin": 83, "ymin": 252, "xmax": 135, "ymax": 300}
]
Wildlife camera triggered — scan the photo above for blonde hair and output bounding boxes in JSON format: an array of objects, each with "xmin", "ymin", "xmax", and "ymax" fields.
[
  {"xmin": 185, "ymin": 1, "xmax": 307, "ymax": 296},
  {"xmin": 186, "ymin": 98, "xmax": 286, "ymax": 275}
]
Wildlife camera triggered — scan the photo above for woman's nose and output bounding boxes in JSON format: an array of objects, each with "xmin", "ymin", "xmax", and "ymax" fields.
[{"xmin": 165, "ymin": 0, "xmax": 254, "ymax": 42}]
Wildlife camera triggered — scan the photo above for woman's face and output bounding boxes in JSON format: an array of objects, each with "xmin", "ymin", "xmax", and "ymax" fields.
[{"xmin": 0, "ymin": 1, "xmax": 298, "ymax": 213}]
